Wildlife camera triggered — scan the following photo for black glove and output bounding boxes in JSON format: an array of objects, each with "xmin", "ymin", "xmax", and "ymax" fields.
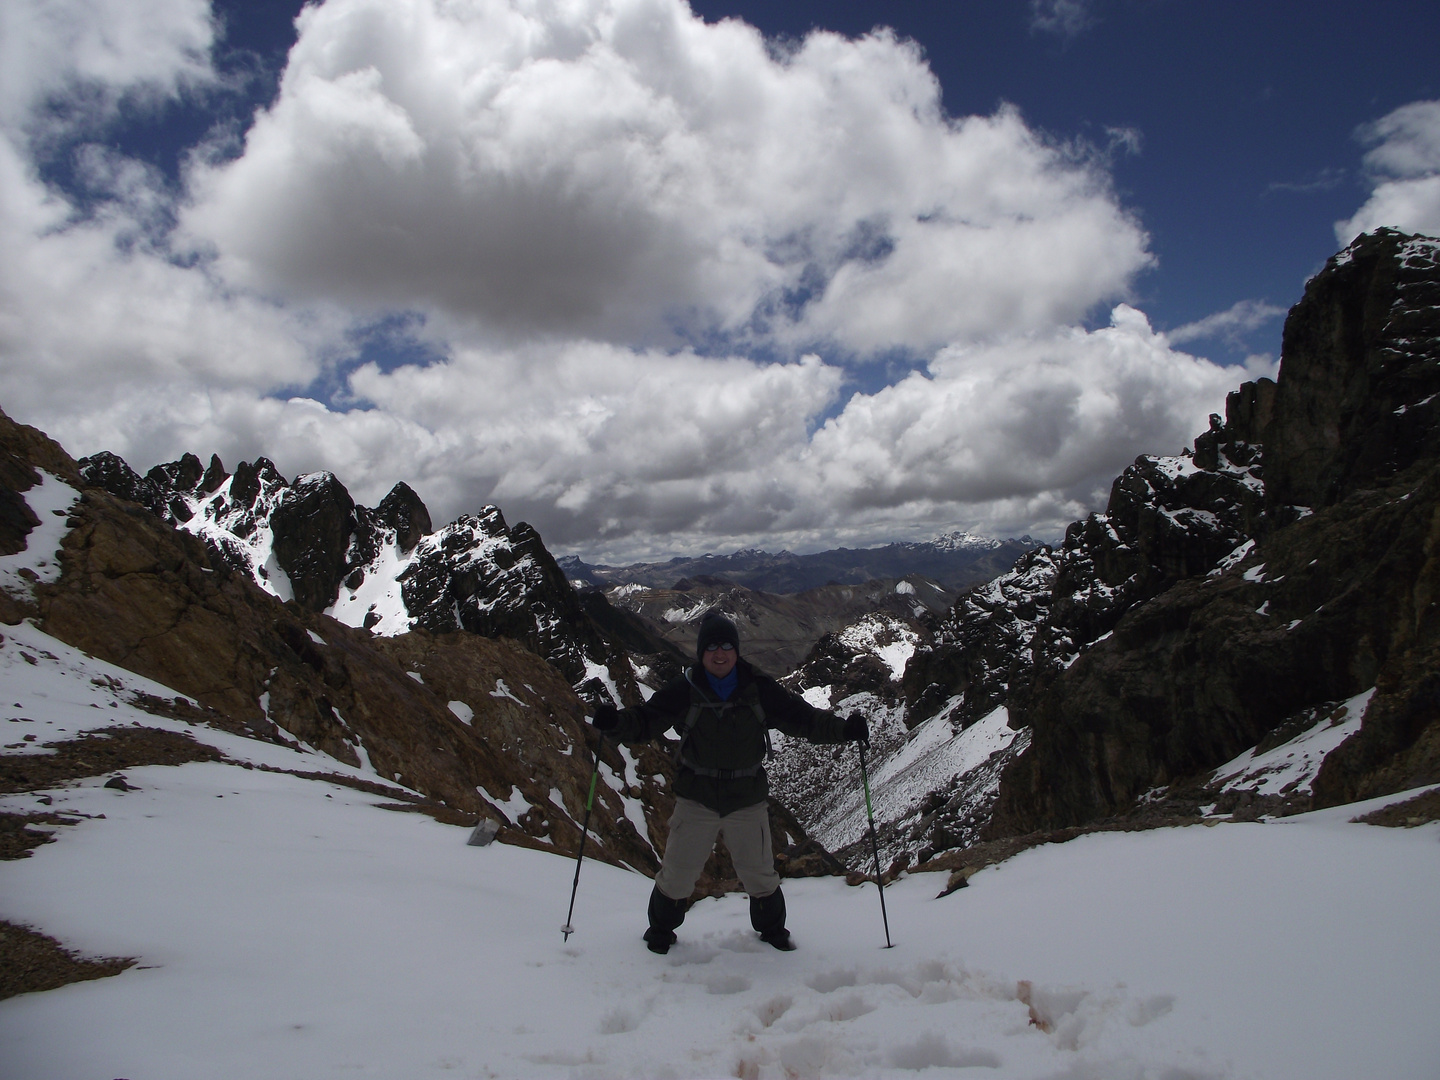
[
  {"xmin": 591, "ymin": 704, "xmax": 620, "ymax": 732},
  {"xmin": 843, "ymin": 712, "xmax": 868, "ymax": 744}
]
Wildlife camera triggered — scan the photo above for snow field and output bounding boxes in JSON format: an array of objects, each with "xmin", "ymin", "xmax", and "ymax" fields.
[
  {"xmin": 326, "ymin": 534, "xmax": 417, "ymax": 635},
  {"xmin": 2, "ymin": 623, "xmax": 1438, "ymax": 1078},
  {"xmin": 3, "ymin": 739, "xmax": 1437, "ymax": 1077},
  {"xmin": 1211, "ymin": 688, "xmax": 1375, "ymax": 796},
  {"xmin": 836, "ymin": 614, "xmax": 920, "ymax": 683}
]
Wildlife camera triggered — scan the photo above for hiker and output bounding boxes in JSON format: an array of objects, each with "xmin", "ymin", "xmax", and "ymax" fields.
[{"xmin": 591, "ymin": 611, "xmax": 868, "ymax": 953}]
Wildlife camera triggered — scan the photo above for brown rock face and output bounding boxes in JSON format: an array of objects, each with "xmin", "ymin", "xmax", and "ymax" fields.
[
  {"xmin": 987, "ymin": 230, "xmax": 1440, "ymax": 836},
  {"xmin": 372, "ymin": 630, "xmax": 663, "ymax": 873}
]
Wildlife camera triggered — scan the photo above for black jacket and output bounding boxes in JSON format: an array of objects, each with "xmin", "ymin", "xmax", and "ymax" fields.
[{"xmin": 610, "ymin": 658, "xmax": 848, "ymax": 815}]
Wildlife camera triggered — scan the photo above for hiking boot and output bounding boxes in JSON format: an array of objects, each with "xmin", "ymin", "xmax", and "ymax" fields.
[
  {"xmin": 760, "ymin": 928, "xmax": 797, "ymax": 951},
  {"xmin": 645, "ymin": 886, "xmax": 688, "ymax": 954},
  {"xmin": 750, "ymin": 886, "xmax": 794, "ymax": 950}
]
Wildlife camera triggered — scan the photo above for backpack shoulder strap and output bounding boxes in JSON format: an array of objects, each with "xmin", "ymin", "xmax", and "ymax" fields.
[{"xmin": 674, "ymin": 671, "xmax": 718, "ymax": 765}]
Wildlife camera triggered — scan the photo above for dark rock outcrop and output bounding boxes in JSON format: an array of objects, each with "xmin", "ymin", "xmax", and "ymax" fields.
[
  {"xmin": 901, "ymin": 547, "xmax": 1058, "ymax": 730},
  {"xmin": 986, "ymin": 229, "xmax": 1440, "ymax": 836},
  {"xmin": 374, "ymin": 482, "xmax": 431, "ymax": 552},
  {"xmin": 1265, "ymin": 230, "xmax": 1440, "ymax": 510},
  {"xmin": 268, "ymin": 471, "xmax": 357, "ymax": 611},
  {"xmin": 393, "ymin": 508, "xmax": 655, "ymax": 704}
]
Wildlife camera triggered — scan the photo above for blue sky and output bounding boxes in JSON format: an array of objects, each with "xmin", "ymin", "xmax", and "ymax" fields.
[
  {"xmin": 2, "ymin": 0, "xmax": 1438, "ymax": 560},
  {"xmin": 690, "ymin": 1, "xmax": 1439, "ymax": 358}
]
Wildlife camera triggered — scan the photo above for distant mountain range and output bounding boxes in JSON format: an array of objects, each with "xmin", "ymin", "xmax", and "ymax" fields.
[
  {"xmin": 593, "ymin": 575, "xmax": 959, "ymax": 677},
  {"xmin": 559, "ymin": 532, "xmax": 1038, "ymax": 595}
]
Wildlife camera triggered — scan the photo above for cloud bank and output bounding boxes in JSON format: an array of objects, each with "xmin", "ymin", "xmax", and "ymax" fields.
[
  {"xmin": 180, "ymin": 0, "xmax": 1151, "ymax": 354},
  {"xmin": 3, "ymin": 0, "xmax": 1279, "ymax": 561}
]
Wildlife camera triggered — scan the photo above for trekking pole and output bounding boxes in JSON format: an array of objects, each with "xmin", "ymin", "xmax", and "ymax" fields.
[
  {"xmin": 857, "ymin": 739, "xmax": 894, "ymax": 949},
  {"xmin": 562, "ymin": 729, "xmax": 605, "ymax": 942}
]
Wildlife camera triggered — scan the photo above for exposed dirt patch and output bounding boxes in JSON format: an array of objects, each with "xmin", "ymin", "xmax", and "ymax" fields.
[
  {"xmin": 0, "ymin": 811, "xmax": 90, "ymax": 860},
  {"xmin": 0, "ymin": 726, "xmax": 222, "ymax": 794},
  {"xmin": 126, "ymin": 690, "xmax": 289, "ymax": 744},
  {"xmin": 0, "ymin": 920, "xmax": 135, "ymax": 1001},
  {"xmin": 1352, "ymin": 788, "xmax": 1440, "ymax": 828}
]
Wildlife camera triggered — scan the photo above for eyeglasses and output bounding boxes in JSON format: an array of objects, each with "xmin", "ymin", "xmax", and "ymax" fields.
[{"xmin": 704, "ymin": 642, "xmax": 735, "ymax": 652}]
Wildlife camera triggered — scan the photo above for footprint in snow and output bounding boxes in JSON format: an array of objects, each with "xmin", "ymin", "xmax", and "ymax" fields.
[
  {"xmin": 753, "ymin": 994, "xmax": 792, "ymax": 1028},
  {"xmin": 705, "ymin": 973, "xmax": 752, "ymax": 995},
  {"xmin": 666, "ymin": 941, "xmax": 720, "ymax": 965},
  {"xmin": 888, "ymin": 1032, "xmax": 1001, "ymax": 1071},
  {"xmin": 598, "ymin": 1001, "xmax": 646, "ymax": 1035},
  {"xmin": 806, "ymin": 967, "xmax": 859, "ymax": 993}
]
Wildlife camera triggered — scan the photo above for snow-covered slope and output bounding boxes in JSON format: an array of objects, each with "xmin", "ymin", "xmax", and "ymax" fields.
[
  {"xmin": 2, "ymin": 630, "xmax": 1436, "ymax": 1079},
  {"xmin": 773, "ymin": 612, "xmax": 1031, "ymax": 871},
  {"xmin": 0, "ymin": 470, "xmax": 80, "ymax": 602}
]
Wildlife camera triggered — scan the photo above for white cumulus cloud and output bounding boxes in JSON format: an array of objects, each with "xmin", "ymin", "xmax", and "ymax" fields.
[
  {"xmin": 804, "ymin": 305, "xmax": 1269, "ymax": 517},
  {"xmin": 1337, "ymin": 99, "xmax": 1440, "ymax": 243},
  {"xmin": 180, "ymin": 0, "xmax": 1151, "ymax": 355},
  {"xmin": 0, "ymin": 0, "xmax": 216, "ymax": 131},
  {"xmin": 1168, "ymin": 299, "xmax": 1287, "ymax": 347}
]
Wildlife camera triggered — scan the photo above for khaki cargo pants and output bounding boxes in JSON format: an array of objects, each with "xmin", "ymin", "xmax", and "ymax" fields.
[{"xmin": 654, "ymin": 796, "xmax": 779, "ymax": 901}]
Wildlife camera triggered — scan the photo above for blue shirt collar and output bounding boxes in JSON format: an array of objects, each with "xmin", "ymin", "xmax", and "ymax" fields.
[{"xmin": 705, "ymin": 667, "xmax": 739, "ymax": 700}]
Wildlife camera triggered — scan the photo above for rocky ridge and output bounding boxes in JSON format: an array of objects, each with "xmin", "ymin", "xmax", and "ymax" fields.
[
  {"xmin": 778, "ymin": 229, "xmax": 1440, "ymax": 873},
  {"xmin": 990, "ymin": 229, "xmax": 1440, "ymax": 835},
  {"xmin": 77, "ymin": 451, "xmax": 683, "ymax": 707},
  {"xmin": 990, "ymin": 228, "xmax": 1440, "ymax": 838}
]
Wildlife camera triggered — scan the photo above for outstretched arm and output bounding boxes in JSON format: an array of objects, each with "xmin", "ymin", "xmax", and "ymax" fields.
[
  {"xmin": 590, "ymin": 678, "xmax": 691, "ymax": 743},
  {"xmin": 754, "ymin": 677, "xmax": 860, "ymax": 744}
]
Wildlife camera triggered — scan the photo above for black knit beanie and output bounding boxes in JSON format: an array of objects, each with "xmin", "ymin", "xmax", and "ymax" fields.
[{"xmin": 695, "ymin": 611, "xmax": 740, "ymax": 663}]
